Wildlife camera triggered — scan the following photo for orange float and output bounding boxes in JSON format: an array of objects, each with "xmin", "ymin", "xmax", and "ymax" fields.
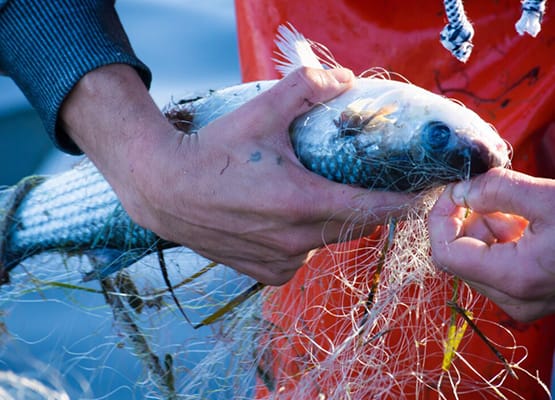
[{"xmin": 235, "ymin": 1, "xmax": 555, "ymax": 398}]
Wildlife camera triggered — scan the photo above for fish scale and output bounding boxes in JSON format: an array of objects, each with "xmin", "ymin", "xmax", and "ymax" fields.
[{"xmin": 3, "ymin": 161, "xmax": 164, "ymax": 271}]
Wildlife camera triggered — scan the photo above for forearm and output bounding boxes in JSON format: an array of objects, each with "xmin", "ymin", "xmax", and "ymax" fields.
[
  {"xmin": 59, "ymin": 64, "xmax": 177, "ymax": 220},
  {"xmin": 0, "ymin": 0, "xmax": 151, "ymax": 154}
]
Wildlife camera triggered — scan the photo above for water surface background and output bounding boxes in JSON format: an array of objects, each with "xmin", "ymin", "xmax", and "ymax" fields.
[{"xmin": 0, "ymin": 1, "xmax": 241, "ymax": 398}]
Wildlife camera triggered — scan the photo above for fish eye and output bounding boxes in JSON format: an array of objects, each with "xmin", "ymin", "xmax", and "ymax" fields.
[{"xmin": 424, "ymin": 121, "xmax": 452, "ymax": 151}]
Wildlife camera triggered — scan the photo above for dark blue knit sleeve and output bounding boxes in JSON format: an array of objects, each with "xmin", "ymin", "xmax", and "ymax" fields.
[{"xmin": 0, "ymin": 0, "xmax": 152, "ymax": 154}]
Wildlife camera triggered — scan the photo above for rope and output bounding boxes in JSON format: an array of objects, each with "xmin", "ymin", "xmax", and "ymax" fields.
[
  {"xmin": 515, "ymin": 0, "xmax": 547, "ymax": 36},
  {"xmin": 440, "ymin": 0, "xmax": 548, "ymax": 62},
  {"xmin": 440, "ymin": 0, "xmax": 474, "ymax": 62},
  {"xmin": 0, "ymin": 175, "xmax": 45, "ymax": 283}
]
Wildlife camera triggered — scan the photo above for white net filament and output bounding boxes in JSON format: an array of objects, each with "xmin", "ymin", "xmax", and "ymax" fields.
[
  {"xmin": 0, "ymin": 189, "xmax": 545, "ymax": 399},
  {"xmin": 0, "ymin": 31, "xmax": 540, "ymax": 397},
  {"xmin": 251, "ymin": 192, "xmax": 533, "ymax": 399}
]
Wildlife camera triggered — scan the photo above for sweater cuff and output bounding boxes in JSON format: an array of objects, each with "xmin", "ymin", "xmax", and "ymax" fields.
[{"xmin": 0, "ymin": 1, "xmax": 152, "ymax": 154}]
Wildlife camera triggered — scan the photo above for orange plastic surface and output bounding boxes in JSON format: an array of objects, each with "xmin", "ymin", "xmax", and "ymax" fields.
[{"xmin": 235, "ymin": 1, "xmax": 555, "ymax": 398}]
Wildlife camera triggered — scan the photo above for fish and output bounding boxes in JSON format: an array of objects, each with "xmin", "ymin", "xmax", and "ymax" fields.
[{"xmin": 0, "ymin": 25, "xmax": 509, "ymax": 280}]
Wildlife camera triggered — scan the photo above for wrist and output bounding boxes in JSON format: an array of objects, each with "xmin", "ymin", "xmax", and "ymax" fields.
[
  {"xmin": 61, "ymin": 64, "xmax": 170, "ymax": 152},
  {"xmin": 59, "ymin": 64, "xmax": 177, "ymax": 223}
]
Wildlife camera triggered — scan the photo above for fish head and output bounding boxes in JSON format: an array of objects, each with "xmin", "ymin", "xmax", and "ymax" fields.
[
  {"xmin": 313, "ymin": 79, "xmax": 511, "ymax": 191},
  {"xmin": 277, "ymin": 25, "xmax": 510, "ymax": 191},
  {"xmin": 405, "ymin": 86, "xmax": 509, "ymax": 174}
]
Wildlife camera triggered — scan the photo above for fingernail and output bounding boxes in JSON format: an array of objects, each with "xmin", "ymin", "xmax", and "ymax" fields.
[
  {"xmin": 452, "ymin": 180, "xmax": 471, "ymax": 206},
  {"xmin": 331, "ymin": 68, "xmax": 354, "ymax": 84}
]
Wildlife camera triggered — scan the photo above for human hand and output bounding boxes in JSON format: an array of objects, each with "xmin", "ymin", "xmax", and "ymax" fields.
[
  {"xmin": 61, "ymin": 64, "xmax": 410, "ymax": 285},
  {"xmin": 429, "ymin": 168, "xmax": 555, "ymax": 321}
]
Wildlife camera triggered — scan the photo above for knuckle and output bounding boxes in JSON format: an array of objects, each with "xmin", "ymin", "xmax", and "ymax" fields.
[
  {"xmin": 430, "ymin": 250, "xmax": 449, "ymax": 270},
  {"xmin": 266, "ymin": 273, "xmax": 293, "ymax": 287},
  {"xmin": 253, "ymin": 252, "xmax": 308, "ymax": 286},
  {"xmin": 275, "ymin": 187, "xmax": 317, "ymax": 221},
  {"xmin": 502, "ymin": 307, "xmax": 532, "ymax": 323},
  {"xmin": 476, "ymin": 173, "xmax": 498, "ymax": 201},
  {"xmin": 470, "ymin": 168, "xmax": 506, "ymax": 202},
  {"xmin": 292, "ymin": 67, "xmax": 319, "ymax": 99},
  {"xmin": 507, "ymin": 284, "xmax": 528, "ymax": 300},
  {"xmin": 292, "ymin": 66, "xmax": 335, "ymax": 102},
  {"xmin": 121, "ymin": 198, "xmax": 152, "ymax": 230},
  {"xmin": 277, "ymin": 237, "xmax": 311, "ymax": 257}
]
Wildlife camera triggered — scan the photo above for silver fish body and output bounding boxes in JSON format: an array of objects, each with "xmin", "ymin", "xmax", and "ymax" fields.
[
  {"xmin": 0, "ymin": 76, "xmax": 509, "ymax": 277},
  {"xmin": 171, "ymin": 77, "xmax": 509, "ymax": 191},
  {"xmin": 0, "ymin": 161, "xmax": 170, "ymax": 276},
  {"xmin": 290, "ymin": 77, "xmax": 508, "ymax": 191}
]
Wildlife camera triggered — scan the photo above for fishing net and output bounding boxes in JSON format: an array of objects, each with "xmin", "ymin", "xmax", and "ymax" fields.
[
  {"xmin": 0, "ymin": 29, "xmax": 549, "ymax": 397},
  {"xmin": 0, "ymin": 186, "xmax": 550, "ymax": 399}
]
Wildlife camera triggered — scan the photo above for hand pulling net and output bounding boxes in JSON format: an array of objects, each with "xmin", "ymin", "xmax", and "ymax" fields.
[
  {"xmin": 0, "ymin": 10, "xmax": 551, "ymax": 398},
  {"xmin": 0, "ymin": 189, "xmax": 549, "ymax": 399}
]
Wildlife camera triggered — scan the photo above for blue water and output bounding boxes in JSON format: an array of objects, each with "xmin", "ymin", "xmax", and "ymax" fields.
[{"xmin": 0, "ymin": 1, "xmax": 243, "ymax": 398}]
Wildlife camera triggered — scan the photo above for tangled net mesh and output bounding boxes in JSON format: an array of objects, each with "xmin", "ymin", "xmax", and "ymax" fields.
[
  {"xmin": 0, "ymin": 189, "xmax": 548, "ymax": 399},
  {"xmin": 0, "ymin": 50, "xmax": 549, "ymax": 397},
  {"xmin": 252, "ymin": 193, "xmax": 532, "ymax": 400}
]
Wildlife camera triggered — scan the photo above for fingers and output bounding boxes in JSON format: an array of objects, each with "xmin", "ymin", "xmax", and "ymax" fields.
[
  {"xmin": 429, "ymin": 168, "xmax": 554, "ymax": 279},
  {"xmin": 437, "ymin": 208, "xmax": 528, "ymax": 245},
  {"xmin": 449, "ymin": 168, "xmax": 554, "ymax": 221},
  {"xmin": 465, "ymin": 212, "xmax": 528, "ymax": 243},
  {"xmin": 321, "ymin": 186, "xmax": 412, "ymax": 224},
  {"xmin": 428, "ymin": 190, "xmax": 467, "ymax": 252},
  {"xmin": 194, "ymin": 238, "xmax": 309, "ymax": 286},
  {"xmin": 430, "ymin": 192, "xmax": 550, "ymax": 311},
  {"xmin": 226, "ymin": 255, "xmax": 307, "ymax": 286},
  {"xmin": 428, "ymin": 174, "xmax": 548, "ymax": 306},
  {"xmin": 274, "ymin": 67, "xmax": 355, "ymax": 118},
  {"xmin": 248, "ymin": 67, "xmax": 355, "ymax": 132},
  {"xmin": 459, "ymin": 278, "xmax": 555, "ymax": 322},
  {"xmin": 429, "ymin": 186, "xmax": 515, "ymax": 281},
  {"xmin": 276, "ymin": 167, "xmax": 413, "ymax": 233}
]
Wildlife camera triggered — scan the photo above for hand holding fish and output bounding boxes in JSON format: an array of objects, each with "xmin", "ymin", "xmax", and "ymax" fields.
[
  {"xmin": 5, "ymin": 26, "xmax": 509, "ymax": 285},
  {"xmin": 59, "ymin": 64, "xmax": 409, "ymax": 285},
  {"xmin": 429, "ymin": 168, "xmax": 555, "ymax": 322}
]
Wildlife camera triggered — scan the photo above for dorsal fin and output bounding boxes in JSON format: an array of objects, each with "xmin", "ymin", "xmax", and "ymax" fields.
[{"xmin": 274, "ymin": 24, "xmax": 324, "ymax": 76}]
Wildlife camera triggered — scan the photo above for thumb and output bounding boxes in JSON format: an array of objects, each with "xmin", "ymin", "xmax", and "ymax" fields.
[
  {"xmin": 251, "ymin": 67, "xmax": 355, "ymax": 132},
  {"xmin": 449, "ymin": 168, "xmax": 551, "ymax": 221}
]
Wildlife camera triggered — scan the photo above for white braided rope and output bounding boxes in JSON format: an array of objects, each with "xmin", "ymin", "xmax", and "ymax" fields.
[
  {"xmin": 515, "ymin": 0, "xmax": 547, "ymax": 36},
  {"xmin": 440, "ymin": 0, "xmax": 548, "ymax": 62},
  {"xmin": 440, "ymin": 0, "xmax": 474, "ymax": 62}
]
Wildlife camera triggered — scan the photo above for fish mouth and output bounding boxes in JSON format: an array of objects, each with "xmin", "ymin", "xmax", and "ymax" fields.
[
  {"xmin": 466, "ymin": 138, "xmax": 510, "ymax": 176},
  {"xmin": 437, "ymin": 137, "xmax": 510, "ymax": 186}
]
